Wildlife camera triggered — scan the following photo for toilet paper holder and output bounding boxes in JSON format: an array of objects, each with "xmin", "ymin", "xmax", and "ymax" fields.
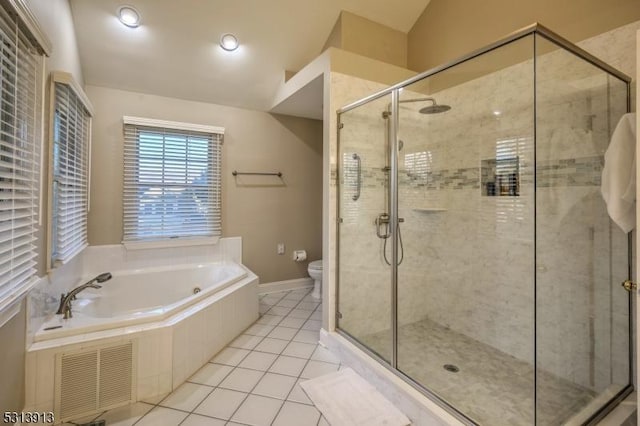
[{"xmin": 292, "ymin": 250, "xmax": 307, "ymax": 262}]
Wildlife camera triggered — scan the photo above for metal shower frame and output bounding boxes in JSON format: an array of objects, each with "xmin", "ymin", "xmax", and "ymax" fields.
[{"xmin": 335, "ymin": 22, "xmax": 632, "ymax": 426}]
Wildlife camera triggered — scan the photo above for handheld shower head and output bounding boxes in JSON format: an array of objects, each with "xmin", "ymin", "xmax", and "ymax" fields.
[{"xmin": 96, "ymin": 272, "xmax": 112, "ymax": 283}]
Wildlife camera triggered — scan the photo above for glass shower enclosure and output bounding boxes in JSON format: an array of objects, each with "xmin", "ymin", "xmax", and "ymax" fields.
[{"xmin": 336, "ymin": 24, "xmax": 632, "ymax": 425}]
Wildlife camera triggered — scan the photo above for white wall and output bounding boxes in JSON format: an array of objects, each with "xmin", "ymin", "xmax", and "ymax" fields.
[{"xmin": 27, "ymin": 0, "xmax": 83, "ymax": 84}]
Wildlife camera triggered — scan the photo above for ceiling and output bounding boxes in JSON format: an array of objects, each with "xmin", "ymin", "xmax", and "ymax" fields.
[{"xmin": 69, "ymin": 0, "xmax": 430, "ymax": 113}]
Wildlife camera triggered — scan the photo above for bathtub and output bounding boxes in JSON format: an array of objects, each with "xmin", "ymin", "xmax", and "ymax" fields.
[
  {"xmin": 35, "ymin": 261, "xmax": 249, "ymax": 342},
  {"xmin": 27, "ymin": 258, "xmax": 258, "ymax": 421}
]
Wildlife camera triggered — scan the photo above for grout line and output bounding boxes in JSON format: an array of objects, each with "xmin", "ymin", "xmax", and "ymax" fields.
[{"xmin": 126, "ymin": 289, "xmax": 325, "ymax": 426}]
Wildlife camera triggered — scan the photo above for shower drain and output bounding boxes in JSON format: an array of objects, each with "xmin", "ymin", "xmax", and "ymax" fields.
[{"xmin": 443, "ymin": 364, "xmax": 460, "ymax": 373}]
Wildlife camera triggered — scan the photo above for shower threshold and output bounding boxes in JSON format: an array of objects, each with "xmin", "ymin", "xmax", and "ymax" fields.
[{"xmin": 361, "ymin": 318, "xmax": 600, "ymax": 425}]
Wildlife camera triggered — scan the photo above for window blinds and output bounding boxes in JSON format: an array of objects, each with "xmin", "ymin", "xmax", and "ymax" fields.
[
  {"xmin": 122, "ymin": 118, "xmax": 222, "ymax": 242},
  {"xmin": 51, "ymin": 81, "xmax": 91, "ymax": 264},
  {"xmin": 0, "ymin": 4, "xmax": 43, "ymax": 311}
]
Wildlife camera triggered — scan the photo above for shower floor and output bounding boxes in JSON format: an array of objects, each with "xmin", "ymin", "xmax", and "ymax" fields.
[{"xmin": 361, "ymin": 318, "xmax": 596, "ymax": 425}]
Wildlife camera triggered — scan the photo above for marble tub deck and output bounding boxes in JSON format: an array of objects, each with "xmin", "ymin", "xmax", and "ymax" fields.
[{"xmin": 360, "ymin": 318, "xmax": 597, "ymax": 425}]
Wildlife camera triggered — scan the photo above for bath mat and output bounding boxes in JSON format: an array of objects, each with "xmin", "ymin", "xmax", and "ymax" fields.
[{"xmin": 300, "ymin": 367, "xmax": 411, "ymax": 426}]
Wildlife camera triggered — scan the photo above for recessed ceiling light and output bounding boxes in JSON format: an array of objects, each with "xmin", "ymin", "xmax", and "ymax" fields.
[
  {"xmin": 220, "ymin": 33, "xmax": 239, "ymax": 51},
  {"xmin": 117, "ymin": 5, "xmax": 141, "ymax": 28},
  {"xmin": 493, "ymin": 110, "xmax": 502, "ymax": 116}
]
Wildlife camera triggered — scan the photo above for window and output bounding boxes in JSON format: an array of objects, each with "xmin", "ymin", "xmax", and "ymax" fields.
[
  {"xmin": 0, "ymin": 3, "xmax": 49, "ymax": 312},
  {"xmin": 122, "ymin": 117, "xmax": 223, "ymax": 244},
  {"xmin": 50, "ymin": 73, "xmax": 93, "ymax": 266}
]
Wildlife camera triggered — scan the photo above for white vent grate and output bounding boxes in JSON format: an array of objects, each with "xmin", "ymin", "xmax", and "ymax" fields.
[
  {"xmin": 59, "ymin": 351, "xmax": 98, "ymax": 419},
  {"xmin": 56, "ymin": 341, "xmax": 135, "ymax": 421},
  {"xmin": 99, "ymin": 344, "xmax": 133, "ymax": 408}
]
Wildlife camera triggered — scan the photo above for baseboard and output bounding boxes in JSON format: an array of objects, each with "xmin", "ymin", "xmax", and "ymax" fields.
[{"xmin": 258, "ymin": 277, "xmax": 313, "ymax": 294}]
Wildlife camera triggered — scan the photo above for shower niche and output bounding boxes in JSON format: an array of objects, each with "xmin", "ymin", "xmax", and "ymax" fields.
[
  {"xmin": 336, "ymin": 24, "xmax": 631, "ymax": 426},
  {"xmin": 481, "ymin": 156, "xmax": 520, "ymax": 196}
]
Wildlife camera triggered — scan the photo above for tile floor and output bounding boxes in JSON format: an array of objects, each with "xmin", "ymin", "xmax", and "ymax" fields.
[
  {"xmin": 66, "ymin": 288, "xmax": 339, "ymax": 426},
  {"xmin": 362, "ymin": 317, "xmax": 595, "ymax": 426}
]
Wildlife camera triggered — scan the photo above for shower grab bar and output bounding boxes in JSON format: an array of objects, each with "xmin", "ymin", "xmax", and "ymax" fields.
[
  {"xmin": 352, "ymin": 153, "xmax": 361, "ymax": 201},
  {"xmin": 232, "ymin": 170, "xmax": 282, "ymax": 177}
]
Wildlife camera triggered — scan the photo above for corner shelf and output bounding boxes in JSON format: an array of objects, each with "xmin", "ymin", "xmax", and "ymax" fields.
[{"xmin": 412, "ymin": 207, "xmax": 447, "ymax": 213}]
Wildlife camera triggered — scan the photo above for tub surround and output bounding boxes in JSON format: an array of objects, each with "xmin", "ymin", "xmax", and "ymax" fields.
[{"xmin": 24, "ymin": 237, "xmax": 259, "ymax": 421}]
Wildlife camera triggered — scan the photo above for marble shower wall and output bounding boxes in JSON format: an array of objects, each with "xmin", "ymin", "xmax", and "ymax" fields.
[{"xmin": 334, "ymin": 20, "xmax": 638, "ymax": 394}]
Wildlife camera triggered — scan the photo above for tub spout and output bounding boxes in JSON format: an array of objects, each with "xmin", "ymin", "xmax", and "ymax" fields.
[{"xmin": 56, "ymin": 273, "xmax": 111, "ymax": 319}]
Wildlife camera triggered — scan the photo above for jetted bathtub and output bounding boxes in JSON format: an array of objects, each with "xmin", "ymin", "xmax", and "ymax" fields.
[{"xmin": 35, "ymin": 261, "xmax": 251, "ymax": 342}]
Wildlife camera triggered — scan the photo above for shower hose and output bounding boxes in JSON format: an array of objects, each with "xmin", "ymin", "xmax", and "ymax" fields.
[{"xmin": 383, "ymin": 221, "xmax": 404, "ymax": 266}]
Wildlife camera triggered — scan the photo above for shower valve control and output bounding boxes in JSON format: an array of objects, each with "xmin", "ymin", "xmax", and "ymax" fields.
[{"xmin": 375, "ymin": 213, "xmax": 404, "ymax": 239}]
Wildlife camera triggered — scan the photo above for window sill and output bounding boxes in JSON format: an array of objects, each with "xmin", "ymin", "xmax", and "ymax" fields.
[{"xmin": 123, "ymin": 236, "xmax": 220, "ymax": 251}]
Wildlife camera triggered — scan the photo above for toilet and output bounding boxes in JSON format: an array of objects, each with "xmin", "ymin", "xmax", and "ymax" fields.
[{"xmin": 307, "ymin": 260, "xmax": 323, "ymax": 299}]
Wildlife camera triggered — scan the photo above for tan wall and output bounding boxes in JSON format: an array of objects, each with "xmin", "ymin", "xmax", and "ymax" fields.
[
  {"xmin": 86, "ymin": 85, "xmax": 323, "ymax": 284},
  {"xmin": 408, "ymin": 0, "xmax": 640, "ymax": 72},
  {"xmin": 322, "ymin": 11, "xmax": 408, "ymax": 68}
]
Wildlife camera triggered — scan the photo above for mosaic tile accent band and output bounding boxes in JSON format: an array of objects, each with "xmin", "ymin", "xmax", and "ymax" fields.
[{"xmin": 340, "ymin": 155, "xmax": 604, "ymax": 192}]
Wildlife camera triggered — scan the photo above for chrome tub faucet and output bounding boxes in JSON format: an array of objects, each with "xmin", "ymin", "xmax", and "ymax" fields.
[{"xmin": 56, "ymin": 272, "xmax": 112, "ymax": 319}]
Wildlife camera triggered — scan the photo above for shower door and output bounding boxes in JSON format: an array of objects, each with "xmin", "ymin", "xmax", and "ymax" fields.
[
  {"xmin": 336, "ymin": 24, "xmax": 632, "ymax": 426},
  {"xmin": 336, "ymin": 92, "xmax": 394, "ymax": 362},
  {"xmin": 395, "ymin": 36, "xmax": 537, "ymax": 425}
]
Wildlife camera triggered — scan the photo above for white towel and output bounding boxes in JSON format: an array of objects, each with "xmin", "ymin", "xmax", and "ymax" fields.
[{"xmin": 601, "ymin": 113, "xmax": 637, "ymax": 233}]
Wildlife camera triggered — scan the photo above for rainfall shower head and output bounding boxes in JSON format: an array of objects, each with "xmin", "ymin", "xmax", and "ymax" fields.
[
  {"xmin": 397, "ymin": 97, "xmax": 451, "ymax": 115},
  {"xmin": 419, "ymin": 103, "xmax": 451, "ymax": 114}
]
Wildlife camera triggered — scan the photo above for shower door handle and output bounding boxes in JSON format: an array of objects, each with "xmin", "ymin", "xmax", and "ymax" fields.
[{"xmin": 352, "ymin": 153, "xmax": 361, "ymax": 201}]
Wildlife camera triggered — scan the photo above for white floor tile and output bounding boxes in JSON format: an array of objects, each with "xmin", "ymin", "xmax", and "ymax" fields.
[
  {"xmin": 219, "ymin": 367, "xmax": 264, "ymax": 392},
  {"xmin": 194, "ymin": 388, "xmax": 247, "ymax": 420},
  {"xmin": 135, "ymin": 406, "xmax": 187, "ymax": 426},
  {"xmin": 268, "ymin": 355, "xmax": 308, "ymax": 377},
  {"xmin": 180, "ymin": 413, "xmax": 226, "ymax": 426},
  {"xmin": 238, "ymin": 351, "xmax": 278, "ymax": 371},
  {"xmin": 159, "ymin": 382, "xmax": 213, "ymax": 411},
  {"xmin": 284, "ymin": 292, "xmax": 306, "ymax": 301},
  {"xmin": 245, "ymin": 323, "xmax": 276, "ymax": 337},
  {"xmin": 287, "ymin": 309, "xmax": 313, "ymax": 319},
  {"xmin": 310, "ymin": 311, "xmax": 322, "ymax": 320},
  {"xmin": 302, "ymin": 319, "xmax": 322, "ymax": 331},
  {"xmin": 293, "ymin": 329, "xmax": 319, "ymax": 344},
  {"xmin": 230, "ymin": 394, "xmax": 283, "ymax": 426},
  {"xmin": 230, "ymin": 334, "xmax": 265, "ymax": 350},
  {"xmin": 310, "ymin": 346, "xmax": 340, "ymax": 364},
  {"xmin": 278, "ymin": 316, "xmax": 306, "ymax": 329},
  {"xmin": 300, "ymin": 360, "xmax": 339, "ymax": 379},
  {"xmin": 318, "ymin": 415, "xmax": 330, "ymax": 426},
  {"xmin": 189, "ymin": 363, "xmax": 234, "ymax": 386},
  {"xmin": 272, "ymin": 401, "xmax": 321, "ymax": 426},
  {"xmin": 275, "ymin": 299, "xmax": 299, "ymax": 308},
  {"xmin": 94, "ymin": 402, "xmax": 153, "ymax": 426},
  {"xmin": 261, "ymin": 295, "xmax": 282, "ymax": 305},
  {"xmin": 281, "ymin": 341, "xmax": 317, "ymax": 359},
  {"xmin": 252, "ymin": 372, "xmax": 297, "ymax": 400},
  {"xmin": 211, "ymin": 347, "xmax": 250, "ymax": 366},
  {"xmin": 287, "ymin": 379, "xmax": 313, "ymax": 405},
  {"xmin": 297, "ymin": 302, "xmax": 320, "ymax": 311},
  {"xmin": 267, "ymin": 326, "xmax": 299, "ymax": 341},
  {"xmin": 254, "ymin": 337, "xmax": 289, "ymax": 354},
  {"xmin": 256, "ymin": 314, "xmax": 283, "ymax": 326},
  {"xmin": 267, "ymin": 306, "xmax": 292, "ymax": 316}
]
